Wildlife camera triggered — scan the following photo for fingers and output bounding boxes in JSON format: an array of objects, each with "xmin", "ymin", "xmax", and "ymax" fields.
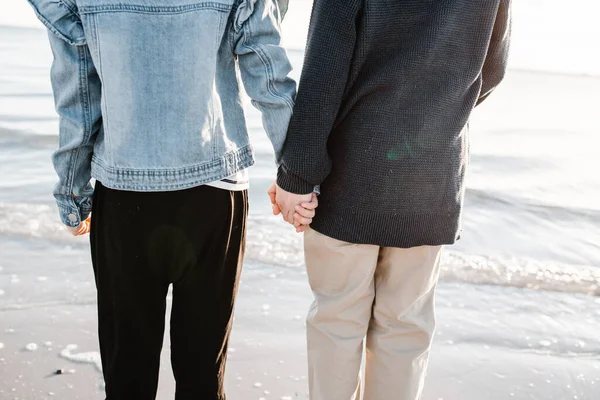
[
  {"xmin": 80, "ymin": 220, "xmax": 91, "ymax": 235},
  {"xmin": 300, "ymin": 194, "xmax": 319, "ymax": 210},
  {"xmin": 271, "ymin": 184, "xmax": 319, "ymax": 229},
  {"xmin": 272, "ymin": 203, "xmax": 281, "ymax": 215},
  {"xmin": 267, "ymin": 182, "xmax": 277, "ymax": 205},
  {"xmin": 295, "ymin": 204, "xmax": 315, "ymax": 218},
  {"xmin": 66, "ymin": 217, "xmax": 91, "ymax": 236},
  {"xmin": 268, "ymin": 182, "xmax": 280, "ymax": 214},
  {"xmin": 300, "ymin": 201, "xmax": 318, "ymax": 210},
  {"xmin": 293, "ymin": 212, "xmax": 312, "ymax": 226},
  {"xmin": 294, "ymin": 193, "xmax": 318, "ymax": 229},
  {"xmin": 285, "ymin": 209, "xmax": 295, "ymax": 225}
]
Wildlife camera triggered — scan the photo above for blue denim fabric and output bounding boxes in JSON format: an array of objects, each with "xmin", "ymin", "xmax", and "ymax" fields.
[{"xmin": 27, "ymin": 0, "xmax": 296, "ymax": 227}]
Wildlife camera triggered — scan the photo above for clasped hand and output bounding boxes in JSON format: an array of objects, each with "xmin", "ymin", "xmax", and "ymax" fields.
[{"xmin": 267, "ymin": 182, "xmax": 318, "ymax": 233}]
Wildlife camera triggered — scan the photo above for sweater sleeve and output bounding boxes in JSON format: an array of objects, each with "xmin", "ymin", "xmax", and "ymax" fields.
[
  {"xmin": 277, "ymin": 0, "xmax": 363, "ymax": 194},
  {"xmin": 477, "ymin": 0, "xmax": 512, "ymax": 106}
]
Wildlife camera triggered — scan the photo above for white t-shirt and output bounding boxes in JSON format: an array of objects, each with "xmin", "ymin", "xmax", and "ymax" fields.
[{"xmin": 205, "ymin": 168, "xmax": 249, "ymax": 191}]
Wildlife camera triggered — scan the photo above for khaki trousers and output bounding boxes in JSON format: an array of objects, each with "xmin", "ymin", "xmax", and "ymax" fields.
[{"xmin": 304, "ymin": 228, "xmax": 443, "ymax": 400}]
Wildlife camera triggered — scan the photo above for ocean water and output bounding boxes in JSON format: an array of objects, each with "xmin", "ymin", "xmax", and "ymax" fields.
[{"xmin": 0, "ymin": 1, "xmax": 599, "ymax": 388}]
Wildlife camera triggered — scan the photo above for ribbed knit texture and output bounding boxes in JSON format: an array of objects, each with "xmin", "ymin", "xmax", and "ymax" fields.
[{"xmin": 278, "ymin": 0, "xmax": 511, "ymax": 248}]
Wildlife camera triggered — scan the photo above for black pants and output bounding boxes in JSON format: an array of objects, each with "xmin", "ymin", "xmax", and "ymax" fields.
[{"xmin": 90, "ymin": 182, "xmax": 248, "ymax": 400}]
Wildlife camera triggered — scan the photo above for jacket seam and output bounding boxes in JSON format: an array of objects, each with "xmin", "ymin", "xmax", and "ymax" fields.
[
  {"xmin": 242, "ymin": 41, "xmax": 294, "ymax": 111},
  {"xmin": 90, "ymin": 146, "xmax": 255, "ymax": 191},
  {"xmin": 91, "ymin": 144, "xmax": 253, "ymax": 175},
  {"xmin": 241, "ymin": 21, "xmax": 294, "ymax": 111},
  {"xmin": 79, "ymin": 3, "xmax": 231, "ymax": 15},
  {"xmin": 64, "ymin": 45, "xmax": 88, "ymax": 198},
  {"xmin": 227, "ymin": 5, "xmax": 237, "ymax": 50},
  {"xmin": 80, "ymin": 45, "xmax": 94, "ymax": 174},
  {"xmin": 70, "ymin": 46, "xmax": 88, "ymax": 193},
  {"xmin": 93, "ymin": 14, "xmax": 112, "ymax": 164},
  {"xmin": 57, "ymin": 0, "xmax": 78, "ymax": 16},
  {"xmin": 27, "ymin": 0, "xmax": 73, "ymax": 44}
]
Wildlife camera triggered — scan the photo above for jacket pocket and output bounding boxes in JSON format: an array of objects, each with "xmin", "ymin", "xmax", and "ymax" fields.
[{"xmin": 27, "ymin": 0, "xmax": 86, "ymax": 46}]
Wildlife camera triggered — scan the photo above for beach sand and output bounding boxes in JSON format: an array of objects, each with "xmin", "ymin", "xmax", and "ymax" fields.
[{"xmin": 1, "ymin": 264, "xmax": 599, "ymax": 400}]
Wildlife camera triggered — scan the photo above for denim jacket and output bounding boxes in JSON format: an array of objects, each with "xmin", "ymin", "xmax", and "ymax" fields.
[{"xmin": 27, "ymin": 0, "xmax": 296, "ymax": 227}]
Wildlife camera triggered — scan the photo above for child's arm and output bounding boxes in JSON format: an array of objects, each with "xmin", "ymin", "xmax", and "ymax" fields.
[
  {"xmin": 27, "ymin": 0, "xmax": 102, "ymax": 233},
  {"xmin": 233, "ymin": 0, "xmax": 296, "ymax": 164}
]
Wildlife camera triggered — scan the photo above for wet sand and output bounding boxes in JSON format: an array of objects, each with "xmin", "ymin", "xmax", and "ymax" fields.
[{"xmin": 1, "ymin": 264, "xmax": 599, "ymax": 400}]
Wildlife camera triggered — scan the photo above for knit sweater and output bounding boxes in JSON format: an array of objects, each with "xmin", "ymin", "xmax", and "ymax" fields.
[{"xmin": 277, "ymin": 0, "xmax": 511, "ymax": 248}]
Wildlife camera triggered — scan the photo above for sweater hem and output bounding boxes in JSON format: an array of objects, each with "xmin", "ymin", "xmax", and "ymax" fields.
[{"xmin": 310, "ymin": 206, "xmax": 461, "ymax": 249}]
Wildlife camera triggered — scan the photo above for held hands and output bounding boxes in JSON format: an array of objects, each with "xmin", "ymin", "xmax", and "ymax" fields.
[{"xmin": 268, "ymin": 182, "xmax": 318, "ymax": 233}]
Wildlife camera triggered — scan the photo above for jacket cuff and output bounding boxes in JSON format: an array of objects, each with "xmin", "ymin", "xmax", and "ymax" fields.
[
  {"xmin": 277, "ymin": 166, "xmax": 315, "ymax": 195},
  {"xmin": 56, "ymin": 195, "xmax": 92, "ymax": 228}
]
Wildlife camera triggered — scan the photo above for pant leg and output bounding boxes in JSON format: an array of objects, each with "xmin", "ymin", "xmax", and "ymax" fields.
[
  {"xmin": 90, "ymin": 182, "xmax": 170, "ymax": 400},
  {"xmin": 169, "ymin": 188, "xmax": 248, "ymax": 400},
  {"xmin": 304, "ymin": 228, "xmax": 380, "ymax": 400},
  {"xmin": 364, "ymin": 245, "xmax": 442, "ymax": 400}
]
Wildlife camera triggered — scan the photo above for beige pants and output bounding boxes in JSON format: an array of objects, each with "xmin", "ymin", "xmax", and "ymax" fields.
[{"xmin": 304, "ymin": 228, "xmax": 443, "ymax": 400}]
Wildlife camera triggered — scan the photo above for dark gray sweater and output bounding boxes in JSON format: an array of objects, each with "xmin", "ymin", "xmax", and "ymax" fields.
[{"xmin": 277, "ymin": 0, "xmax": 511, "ymax": 248}]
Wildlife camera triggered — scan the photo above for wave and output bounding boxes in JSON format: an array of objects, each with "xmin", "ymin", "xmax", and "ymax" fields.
[
  {"xmin": 1, "ymin": 202, "xmax": 598, "ymax": 296},
  {"xmin": 465, "ymin": 188, "xmax": 600, "ymax": 223},
  {"xmin": 0, "ymin": 25, "xmax": 42, "ymax": 32},
  {"xmin": 0, "ymin": 115, "xmax": 56, "ymax": 123},
  {"xmin": 245, "ymin": 214, "xmax": 600, "ymax": 296},
  {"xmin": 454, "ymin": 336, "xmax": 600, "ymax": 359},
  {"xmin": 507, "ymin": 67, "xmax": 600, "ymax": 80},
  {"xmin": 0, "ymin": 127, "xmax": 57, "ymax": 146},
  {"xmin": 0, "ymin": 92, "xmax": 53, "ymax": 98}
]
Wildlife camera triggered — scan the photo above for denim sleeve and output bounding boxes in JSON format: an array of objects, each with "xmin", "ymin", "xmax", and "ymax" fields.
[
  {"xmin": 233, "ymin": 0, "xmax": 296, "ymax": 164},
  {"xmin": 28, "ymin": 0, "xmax": 102, "ymax": 228},
  {"xmin": 477, "ymin": 0, "xmax": 511, "ymax": 106},
  {"xmin": 47, "ymin": 34, "xmax": 102, "ymax": 228}
]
